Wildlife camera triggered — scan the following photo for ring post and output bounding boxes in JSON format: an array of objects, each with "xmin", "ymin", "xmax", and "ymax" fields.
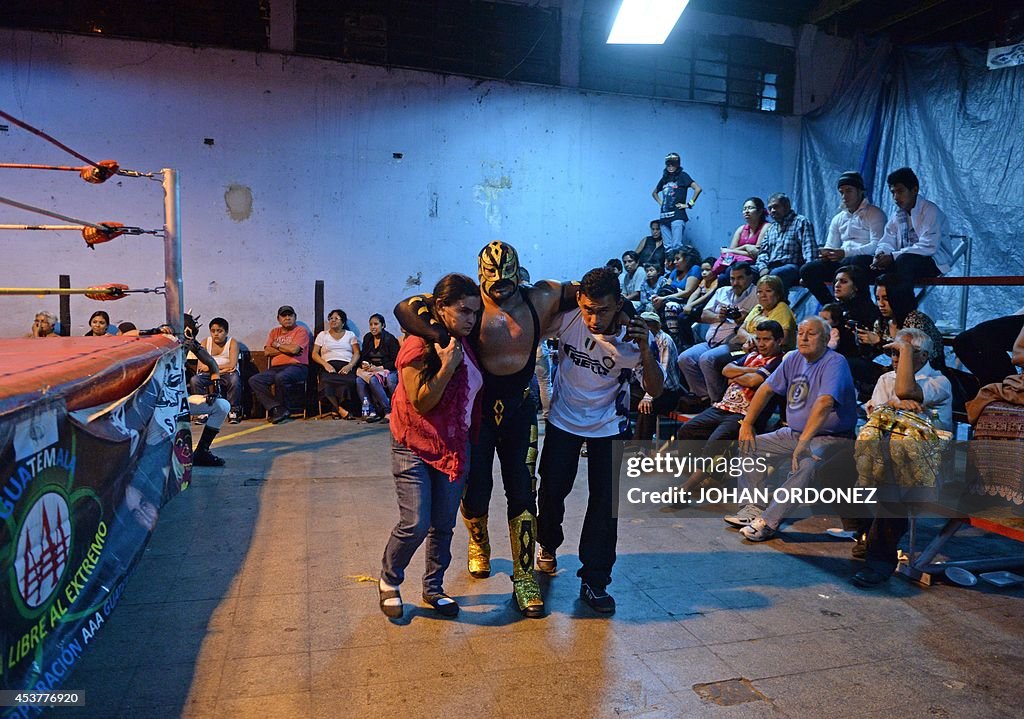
[{"xmin": 162, "ymin": 168, "xmax": 183, "ymax": 332}]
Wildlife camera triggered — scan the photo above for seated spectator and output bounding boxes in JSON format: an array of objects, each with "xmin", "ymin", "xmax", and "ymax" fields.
[
  {"xmin": 753, "ymin": 193, "xmax": 817, "ymax": 291},
  {"xmin": 26, "ymin": 310, "xmax": 58, "ymax": 338},
  {"xmin": 735, "ymin": 275, "xmax": 797, "ymax": 352},
  {"xmin": 190, "ymin": 317, "xmax": 243, "ymax": 424},
  {"xmin": 800, "ymin": 172, "xmax": 885, "ymax": 306},
  {"xmin": 675, "ymin": 320, "xmax": 785, "ymax": 492},
  {"xmin": 84, "ymin": 310, "xmax": 111, "ymax": 336},
  {"xmin": 117, "ymin": 321, "xmax": 137, "ymax": 335},
  {"xmin": 819, "ymin": 303, "xmax": 843, "ymax": 350},
  {"xmin": 357, "ymin": 313, "xmax": 401, "ymax": 419},
  {"xmin": 953, "ymin": 309, "xmax": 1024, "ymax": 386},
  {"xmin": 312, "ymin": 309, "xmax": 362, "ymax": 420},
  {"xmin": 713, "ymin": 197, "xmax": 768, "ymax": 279},
  {"xmin": 677, "ymin": 263, "xmax": 758, "ymax": 408},
  {"xmin": 621, "ymin": 251, "xmax": 644, "ymax": 306},
  {"xmin": 683, "ymin": 274, "xmax": 792, "ymax": 408},
  {"xmin": 849, "ymin": 328, "xmax": 952, "ymax": 588},
  {"xmin": 635, "ymin": 220, "xmax": 666, "ymax": 271},
  {"xmin": 605, "ymin": 258, "xmax": 623, "ymax": 293},
  {"xmin": 249, "ymin": 305, "xmax": 311, "ymax": 424},
  {"xmin": 871, "ymin": 167, "xmax": 953, "ymax": 282},
  {"xmin": 652, "ymin": 246, "xmax": 701, "ymax": 316},
  {"xmin": 832, "ymin": 265, "xmax": 884, "ymax": 396},
  {"xmin": 671, "ymin": 257, "xmax": 719, "ymax": 347},
  {"xmin": 856, "ymin": 274, "xmax": 945, "ymax": 370},
  {"xmin": 726, "ymin": 316, "xmax": 857, "ymax": 541},
  {"xmin": 637, "ymin": 263, "xmax": 670, "ymax": 312},
  {"xmin": 632, "ymin": 312, "xmax": 684, "ymax": 440}
]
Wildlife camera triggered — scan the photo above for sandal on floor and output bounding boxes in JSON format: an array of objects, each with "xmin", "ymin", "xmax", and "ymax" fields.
[
  {"xmin": 378, "ymin": 584, "xmax": 403, "ymax": 618},
  {"xmin": 422, "ymin": 592, "xmax": 460, "ymax": 617}
]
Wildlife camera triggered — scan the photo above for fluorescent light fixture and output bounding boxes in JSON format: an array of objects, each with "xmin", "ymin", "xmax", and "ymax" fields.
[{"xmin": 607, "ymin": 0, "xmax": 689, "ymax": 44}]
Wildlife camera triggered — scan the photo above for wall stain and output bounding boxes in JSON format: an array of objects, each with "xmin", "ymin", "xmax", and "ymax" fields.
[
  {"xmin": 473, "ymin": 172, "xmax": 512, "ymax": 232},
  {"xmin": 404, "ymin": 272, "xmax": 422, "ymax": 288},
  {"xmin": 224, "ymin": 184, "xmax": 253, "ymax": 222}
]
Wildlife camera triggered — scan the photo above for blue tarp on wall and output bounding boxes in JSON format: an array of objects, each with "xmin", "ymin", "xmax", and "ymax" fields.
[{"xmin": 795, "ymin": 39, "xmax": 1024, "ymax": 330}]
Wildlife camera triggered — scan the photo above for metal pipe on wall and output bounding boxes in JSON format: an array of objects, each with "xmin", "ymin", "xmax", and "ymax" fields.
[{"xmin": 162, "ymin": 168, "xmax": 184, "ymax": 333}]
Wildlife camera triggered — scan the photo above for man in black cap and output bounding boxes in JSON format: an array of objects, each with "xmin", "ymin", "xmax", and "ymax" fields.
[
  {"xmin": 249, "ymin": 305, "xmax": 311, "ymax": 424},
  {"xmin": 800, "ymin": 171, "xmax": 886, "ymax": 307}
]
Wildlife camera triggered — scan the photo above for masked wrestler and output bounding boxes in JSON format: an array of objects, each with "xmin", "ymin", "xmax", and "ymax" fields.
[{"xmin": 395, "ymin": 241, "xmax": 624, "ymax": 618}]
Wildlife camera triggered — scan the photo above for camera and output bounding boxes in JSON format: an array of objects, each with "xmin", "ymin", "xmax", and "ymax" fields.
[
  {"xmin": 845, "ymin": 320, "xmax": 859, "ymax": 331},
  {"xmin": 725, "ymin": 305, "xmax": 744, "ymax": 321}
]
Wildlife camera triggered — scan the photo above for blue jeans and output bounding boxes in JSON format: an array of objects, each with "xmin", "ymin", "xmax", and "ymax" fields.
[
  {"xmin": 381, "ymin": 438, "xmax": 467, "ymax": 595},
  {"xmin": 765, "ymin": 263, "xmax": 801, "ymax": 292},
  {"xmin": 248, "ymin": 364, "xmax": 307, "ymax": 413},
  {"xmin": 356, "ymin": 370, "xmax": 397, "ymax": 413},
  {"xmin": 191, "ymin": 370, "xmax": 242, "ymax": 415},
  {"xmin": 659, "ymin": 219, "xmax": 686, "ymax": 253},
  {"xmin": 678, "ymin": 342, "xmax": 733, "ymax": 402}
]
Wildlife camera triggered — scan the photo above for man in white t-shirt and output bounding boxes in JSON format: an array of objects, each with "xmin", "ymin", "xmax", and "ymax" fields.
[{"xmin": 536, "ymin": 267, "xmax": 664, "ymax": 614}]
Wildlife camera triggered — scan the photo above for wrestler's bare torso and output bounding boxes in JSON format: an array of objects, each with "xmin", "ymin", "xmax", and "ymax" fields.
[{"xmin": 476, "ymin": 281, "xmax": 561, "ymax": 376}]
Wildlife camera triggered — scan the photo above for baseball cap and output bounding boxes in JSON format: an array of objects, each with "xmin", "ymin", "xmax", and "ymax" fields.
[
  {"xmin": 837, "ymin": 171, "xmax": 865, "ymax": 190},
  {"xmin": 277, "ymin": 305, "xmax": 296, "ymax": 317},
  {"xmin": 640, "ymin": 311, "xmax": 662, "ymax": 324}
]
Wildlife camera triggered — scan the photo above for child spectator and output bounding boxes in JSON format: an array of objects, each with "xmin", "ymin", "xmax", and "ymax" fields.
[
  {"xmin": 190, "ymin": 317, "xmax": 243, "ymax": 423},
  {"xmin": 820, "ymin": 303, "xmax": 844, "ymax": 350}
]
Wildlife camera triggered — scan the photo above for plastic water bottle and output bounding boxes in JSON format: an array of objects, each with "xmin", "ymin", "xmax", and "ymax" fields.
[{"xmin": 361, "ymin": 398, "xmax": 371, "ymax": 419}]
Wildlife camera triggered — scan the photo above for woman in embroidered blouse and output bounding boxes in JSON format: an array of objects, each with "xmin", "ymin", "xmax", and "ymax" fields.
[
  {"xmin": 312, "ymin": 309, "xmax": 362, "ymax": 419},
  {"xmin": 857, "ymin": 273, "xmax": 946, "ymax": 369},
  {"xmin": 712, "ymin": 197, "xmax": 769, "ymax": 279},
  {"xmin": 379, "ymin": 273, "xmax": 483, "ymax": 619}
]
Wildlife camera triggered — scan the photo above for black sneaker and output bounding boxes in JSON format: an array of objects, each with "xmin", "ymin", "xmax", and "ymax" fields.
[
  {"xmin": 579, "ymin": 582, "xmax": 615, "ymax": 614},
  {"xmin": 192, "ymin": 449, "xmax": 226, "ymax": 467}
]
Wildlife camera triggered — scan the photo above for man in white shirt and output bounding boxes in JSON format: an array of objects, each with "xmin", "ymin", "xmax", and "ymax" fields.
[
  {"xmin": 676, "ymin": 263, "xmax": 758, "ymax": 407},
  {"xmin": 536, "ymin": 267, "xmax": 664, "ymax": 613},
  {"xmin": 851, "ymin": 327, "xmax": 952, "ymax": 588},
  {"xmin": 800, "ymin": 171, "xmax": 886, "ymax": 306},
  {"xmin": 871, "ymin": 167, "xmax": 953, "ymax": 282}
]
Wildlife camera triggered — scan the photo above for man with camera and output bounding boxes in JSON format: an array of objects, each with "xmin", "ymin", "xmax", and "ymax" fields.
[{"xmin": 677, "ymin": 263, "xmax": 758, "ymax": 409}]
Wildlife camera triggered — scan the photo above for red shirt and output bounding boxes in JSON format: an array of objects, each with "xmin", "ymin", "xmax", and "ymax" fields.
[
  {"xmin": 266, "ymin": 325, "xmax": 311, "ymax": 366},
  {"xmin": 389, "ymin": 336, "xmax": 481, "ymax": 480}
]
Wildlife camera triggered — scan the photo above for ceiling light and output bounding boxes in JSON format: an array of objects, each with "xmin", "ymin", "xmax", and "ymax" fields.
[{"xmin": 607, "ymin": 0, "xmax": 689, "ymax": 44}]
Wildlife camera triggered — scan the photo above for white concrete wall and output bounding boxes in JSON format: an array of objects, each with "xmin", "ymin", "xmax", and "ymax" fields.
[{"xmin": 1, "ymin": 29, "xmax": 801, "ymax": 347}]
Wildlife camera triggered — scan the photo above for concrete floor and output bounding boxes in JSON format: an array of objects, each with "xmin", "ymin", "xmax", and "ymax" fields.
[{"xmin": 56, "ymin": 418, "xmax": 1023, "ymax": 719}]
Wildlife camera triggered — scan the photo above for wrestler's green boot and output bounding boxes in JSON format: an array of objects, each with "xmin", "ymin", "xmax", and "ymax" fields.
[
  {"xmin": 462, "ymin": 513, "xmax": 491, "ymax": 579},
  {"xmin": 509, "ymin": 510, "xmax": 545, "ymax": 618}
]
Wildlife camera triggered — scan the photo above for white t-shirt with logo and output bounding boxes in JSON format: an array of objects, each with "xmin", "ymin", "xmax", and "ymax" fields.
[{"xmin": 549, "ymin": 310, "xmax": 659, "ymax": 438}]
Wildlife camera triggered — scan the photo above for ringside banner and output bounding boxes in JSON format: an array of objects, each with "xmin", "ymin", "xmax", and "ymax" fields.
[{"xmin": 0, "ymin": 349, "xmax": 190, "ymax": 714}]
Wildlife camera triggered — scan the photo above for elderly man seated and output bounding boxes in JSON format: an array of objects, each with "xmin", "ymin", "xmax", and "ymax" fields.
[
  {"xmin": 850, "ymin": 328, "xmax": 952, "ymax": 588},
  {"xmin": 725, "ymin": 316, "xmax": 858, "ymax": 541}
]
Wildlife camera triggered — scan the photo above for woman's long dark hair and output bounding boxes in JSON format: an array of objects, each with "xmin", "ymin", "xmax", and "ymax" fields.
[
  {"xmin": 420, "ymin": 273, "xmax": 479, "ymax": 382},
  {"xmin": 85, "ymin": 310, "xmax": 110, "ymax": 336},
  {"xmin": 875, "ymin": 273, "xmax": 917, "ymax": 327}
]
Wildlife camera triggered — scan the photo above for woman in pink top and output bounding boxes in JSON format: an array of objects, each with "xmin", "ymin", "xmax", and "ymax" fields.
[
  {"xmin": 379, "ymin": 273, "xmax": 483, "ymax": 619},
  {"xmin": 712, "ymin": 197, "xmax": 769, "ymax": 278}
]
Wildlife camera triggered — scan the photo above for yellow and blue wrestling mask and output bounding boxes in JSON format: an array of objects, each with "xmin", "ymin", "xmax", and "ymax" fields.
[{"xmin": 477, "ymin": 240, "xmax": 521, "ymax": 297}]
